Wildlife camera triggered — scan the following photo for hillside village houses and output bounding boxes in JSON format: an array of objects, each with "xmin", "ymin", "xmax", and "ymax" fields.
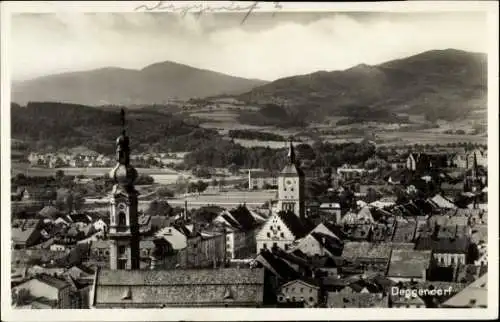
[{"xmin": 11, "ymin": 111, "xmax": 489, "ymax": 308}]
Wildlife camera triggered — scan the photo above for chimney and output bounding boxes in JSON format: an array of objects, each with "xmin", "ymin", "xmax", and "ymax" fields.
[{"xmin": 184, "ymin": 200, "xmax": 188, "ymax": 221}]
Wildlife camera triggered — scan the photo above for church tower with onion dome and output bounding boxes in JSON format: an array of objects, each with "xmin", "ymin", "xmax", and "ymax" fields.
[{"xmin": 108, "ymin": 109, "xmax": 140, "ymax": 270}]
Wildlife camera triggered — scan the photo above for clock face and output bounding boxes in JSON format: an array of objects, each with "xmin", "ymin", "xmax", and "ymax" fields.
[
  {"xmin": 117, "ymin": 202, "xmax": 127, "ymax": 211},
  {"xmin": 286, "ymin": 179, "xmax": 292, "ymax": 186}
]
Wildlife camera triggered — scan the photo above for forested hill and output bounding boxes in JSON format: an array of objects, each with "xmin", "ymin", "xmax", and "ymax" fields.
[
  {"xmin": 11, "ymin": 102, "xmax": 220, "ymax": 154},
  {"xmin": 12, "ymin": 61, "xmax": 267, "ymax": 106},
  {"xmin": 238, "ymin": 49, "xmax": 487, "ymax": 122}
]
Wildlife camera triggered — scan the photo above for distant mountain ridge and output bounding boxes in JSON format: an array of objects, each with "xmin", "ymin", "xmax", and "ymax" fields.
[
  {"xmin": 12, "ymin": 61, "xmax": 268, "ymax": 106},
  {"xmin": 237, "ymin": 49, "xmax": 487, "ymax": 122}
]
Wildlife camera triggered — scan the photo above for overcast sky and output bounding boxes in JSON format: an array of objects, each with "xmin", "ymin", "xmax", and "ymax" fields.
[{"xmin": 11, "ymin": 11, "xmax": 489, "ymax": 82}]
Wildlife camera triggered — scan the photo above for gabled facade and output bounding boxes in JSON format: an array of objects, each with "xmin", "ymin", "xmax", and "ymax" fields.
[
  {"xmin": 256, "ymin": 212, "xmax": 298, "ymax": 252},
  {"xmin": 277, "ymin": 279, "xmax": 321, "ymax": 307}
]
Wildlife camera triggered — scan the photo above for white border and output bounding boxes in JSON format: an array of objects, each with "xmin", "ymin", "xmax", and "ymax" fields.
[{"xmin": 1, "ymin": 1, "xmax": 498, "ymax": 321}]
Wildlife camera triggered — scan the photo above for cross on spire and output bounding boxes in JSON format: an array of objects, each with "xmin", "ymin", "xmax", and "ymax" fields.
[{"xmin": 287, "ymin": 137, "xmax": 296, "ymax": 164}]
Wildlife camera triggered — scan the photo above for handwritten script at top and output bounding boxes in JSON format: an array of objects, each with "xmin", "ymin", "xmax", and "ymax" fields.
[{"xmin": 134, "ymin": 1, "xmax": 283, "ymax": 24}]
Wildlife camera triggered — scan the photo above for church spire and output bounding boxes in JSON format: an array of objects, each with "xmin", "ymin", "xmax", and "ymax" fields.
[
  {"xmin": 110, "ymin": 108, "xmax": 137, "ymax": 187},
  {"xmin": 472, "ymin": 151, "xmax": 478, "ymax": 179},
  {"xmin": 116, "ymin": 108, "xmax": 130, "ymax": 166},
  {"xmin": 287, "ymin": 138, "xmax": 296, "ymax": 165}
]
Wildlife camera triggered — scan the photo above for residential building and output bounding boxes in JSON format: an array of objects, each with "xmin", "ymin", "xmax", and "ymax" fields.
[
  {"xmin": 386, "ymin": 249, "xmax": 433, "ymax": 283},
  {"xmin": 256, "ymin": 211, "xmax": 310, "ymax": 253},
  {"xmin": 12, "ymin": 274, "xmax": 72, "ymax": 309},
  {"xmin": 277, "ymin": 279, "xmax": 320, "ymax": 307},
  {"xmin": 248, "ymin": 170, "xmax": 278, "ymax": 190},
  {"xmin": 415, "ymin": 236, "xmax": 470, "ymax": 267},
  {"xmin": 177, "ymin": 233, "xmax": 226, "ymax": 269},
  {"xmin": 341, "ymin": 242, "xmax": 393, "ymax": 274},
  {"xmin": 441, "ymin": 274, "xmax": 487, "ymax": 308},
  {"xmin": 155, "ymin": 226, "xmax": 188, "ymax": 250},
  {"xmin": 318, "ymin": 203, "xmax": 342, "ymax": 223}
]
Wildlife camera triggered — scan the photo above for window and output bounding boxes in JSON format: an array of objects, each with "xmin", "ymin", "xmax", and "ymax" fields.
[
  {"xmin": 285, "ymin": 244, "xmax": 289, "ymax": 251},
  {"xmin": 280, "ymin": 233, "xmax": 284, "ymax": 238},
  {"xmin": 267, "ymin": 232, "xmax": 270, "ymax": 238},
  {"xmin": 118, "ymin": 245, "xmax": 126, "ymax": 256},
  {"xmin": 117, "ymin": 211, "xmax": 127, "ymax": 226},
  {"xmin": 309, "ymin": 297, "xmax": 314, "ymax": 302},
  {"xmin": 291, "ymin": 288, "xmax": 295, "ymax": 292},
  {"xmin": 451, "ymin": 257, "xmax": 455, "ymax": 265},
  {"xmin": 291, "ymin": 188, "xmax": 294, "ymax": 191},
  {"xmin": 118, "ymin": 259, "xmax": 127, "ymax": 270},
  {"xmin": 300, "ymin": 288, "xmax": 304, "ymax": 293},
  {"xmin": 277, "ymin": 226, "xmax": 281, "ymax": 231},
  {"xmin": 263, "ymin": 243, "xmax": 267, "ymax": 249},
  {"xmin": 273, "ymin": 242, "xmax": 278, "ymax": 248}
]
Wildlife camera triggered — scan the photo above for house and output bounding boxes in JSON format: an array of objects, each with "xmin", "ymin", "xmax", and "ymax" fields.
[
  {"xmin": 386, "ymin": 249, "xmax": 433, "ymax": 283},
  {"xmin": 341, "ymin": 242, "xmax": 392, "ymax": 274},
  {"xmin": 176, "ymin": 233, "xmax": 226, "ymax": 269},
  {"xmin": 12, "ymin": 274, "xmax": 72, "ymax": 308},
  {"xmin": 318, "ymin": 203, "xmax": 342, "ymax": 223},
  {"xmin": 342, "ymin": 224, "xmax": 371, "ymax": 241},
  {"xmin": 441, "ymin": 274, "xmax": 487, "ymax": 308},
  {"xmin": 50, "ymin": 244, "xmax": 68, "ymax": 252},
  {"xmin": 91, "ymin": 268, "xmax": 265, "ymax": 308},
  {"xmin": 277, "ymin": 279, "xmax": 321, "ymax": 307},
  {"xmin": 327, "ymin": 292, "xmax": 388, "ymax": 308},
  {"xmin": 391, "ymin": 220, "xmax": 417, "ymax": 243},
  {"xmin": 248, "ymin": 170, "xmax": 278, "ymax": 190},
  {"xmin": 415, "ymin": 236, "xmax": 470, "ymax": 267},
  {"xmin": 336, "ymin": 164, "xmax": 368, "ymax": 180},
  {"xmin": 256, "ymin": 210, "xmax": 311, "ymax": 253},
  {"xmin": 38, "ymin": 206, "xmax": 59, "ymax": 219},
  {"xmin": 367, "ymin": 218, "xmax": 388, "ymax": 237},
  {"xmin": 341, "ymin": 206, "xmax": 375, "ymax": 225},
  {"xmin": 454, "ymin": 264, "xmax": 487, "ymax": 284},
  {"xmin": 12, "ymin": 226, "xmax": 42, "ymax": 249},
  {"xmin": 429, "ymin": 194, "xmax": 457, "ymax": 209},
  {"xmin": 92, "ymin": 218, "xmax": 109, "ymax": 232},
  {"xmin": 290, "ymin": 231, "xmax": 343, "ymax": 258},
  {"xmin": 390, "ymin": 291, "xmax": 427, "ymax": 308},
  {"xmin": 155, "ymin": 226, "xmax": 188, "ymax": 250},
  {"xmin": 451, "ymin": 153, "xmax": 468, "ymax": 169}
]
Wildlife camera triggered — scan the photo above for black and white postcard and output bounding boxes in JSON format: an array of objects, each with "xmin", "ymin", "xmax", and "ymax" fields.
[{"xmin": 1, "ymin": 1, "xmax": 498, "ymax": 321}]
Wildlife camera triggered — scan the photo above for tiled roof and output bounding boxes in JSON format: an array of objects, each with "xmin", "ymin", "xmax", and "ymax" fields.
[
  {"xmin": 230, "ymin": 206, "xmax": 258, "ymax": 231},
  {"xmin": 342, "ymin": 242, "xmax": 392, "ymax": 261},
  {"xmin": 391, "ymin": 220, "xmax": 417, "ymax": 243},
  {"xmin": 38, "ymin": 206, "xmax": 59, "ymax": 218},
  {"xmin": 327, "ymin": 292, "xmax": 388, "ymax": 308},
  {"xmin": 342, "ymin": 224, "xmax": 371, "ymax": 240},
  {"xmin": 12, "ymin": 227, "xmax": 38, "ymax": 244},
  {"xmin": 386, "ymin": 249, "xmax": 432, "ymax": 278},
  {"xmin": 441, "ymin": 274, "xmax": 487, "ymax": 308},
  {"xmin": 95, "ymin": 268, "xmax": 265, "ymax": 306},
  {"xmin": 277, "ymin": 211, "xmax": 311, "ymax": 238},
  {"xmin": 415, "ymin": 236, "xmax": 470, "ymax": 254},
  {"xmin": 97, "ymin": 268, "xmax": 264, "ymax": 286},
  {"xmin": 35, "ymin": 274, "xmax": 71, "ymax": 290},
  {"xmin": 311, "ymin": 232, "xmax": 343, "ymax": 256},
  {"xmin": 255, "ymin": 250, "xmax": 299, "ymax": 280}
]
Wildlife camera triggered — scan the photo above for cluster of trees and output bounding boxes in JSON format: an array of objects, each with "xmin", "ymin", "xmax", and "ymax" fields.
[
  {"xmin": 237, "ymin": 103, "xmax": 307, "ymax": 128},
  {"xmin": 183, "ymin": 139, "xmax": 377, "ymax": 171},
  {"xmin": 11, "ymin": 102, "xmax": 220, "ymax": 155},
  {"xmin": 228, "ymin": 129, "xmax": 286, "ymax": 142}
]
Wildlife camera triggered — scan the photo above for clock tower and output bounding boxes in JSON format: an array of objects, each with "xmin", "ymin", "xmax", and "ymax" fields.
[
  {"xmin": 277, "ymin": 140, "xmax": 305, "ymax": 218},
  {"xmin": 108, "ymin": 109, "xmax": 140, "ymax": 270}
]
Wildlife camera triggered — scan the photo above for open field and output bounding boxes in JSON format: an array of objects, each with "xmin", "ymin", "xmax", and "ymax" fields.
[
  {"xmin": 85, "ymin": 189, "xmax": 277, "ymax": 211},
  {"xmin": 11, "ymin": 163, "xmax": 183, "ymax": 178}
]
